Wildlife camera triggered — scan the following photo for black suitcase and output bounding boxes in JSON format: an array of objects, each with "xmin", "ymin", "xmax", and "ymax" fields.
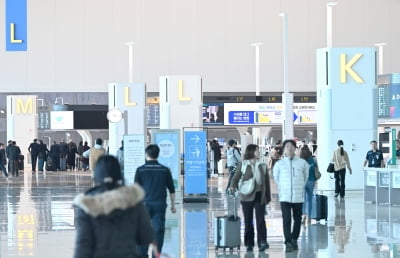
[
  {"xmin": 310, "ymin": 194, "xmax": 328, "ymax": 221},
  {"xmin": 46, "ymin": 156, "xmax": 56, "ymax": 171},
  {"xmin": 18, "ymin": 155, "xmax": 24, "ymax": 170}
]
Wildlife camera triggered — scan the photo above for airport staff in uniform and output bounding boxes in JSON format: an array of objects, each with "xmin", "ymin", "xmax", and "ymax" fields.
[{"xmin": 363, "ymin": 140, "xmax": 384, "ymax": 168}]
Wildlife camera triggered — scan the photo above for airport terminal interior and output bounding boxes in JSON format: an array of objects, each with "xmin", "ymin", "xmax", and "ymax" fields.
[
  {"xmin": 0, "ymin": 169, "xmax": 397, "ymax": 258},
  {"xmin": 3, "ymin": 0, "xmax": 400, "ymax": 257}
]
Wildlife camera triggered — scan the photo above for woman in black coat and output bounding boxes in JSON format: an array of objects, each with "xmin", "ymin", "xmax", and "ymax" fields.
[{"xmin": 73, "ymin": 155, "xmax": 154, "ymax": 258}]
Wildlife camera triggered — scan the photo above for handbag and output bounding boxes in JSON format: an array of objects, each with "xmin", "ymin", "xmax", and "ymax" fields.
[
  {"xmin": 314, "ymin": 166, "xmax": 321, "ymax": 180},
  {"xmin": 239, "ymin": 176, "xmax": 255, "ymax": 196},
  {"xmin": 327, "ymin": 163, "xmax": 335, "ymax": 173}
]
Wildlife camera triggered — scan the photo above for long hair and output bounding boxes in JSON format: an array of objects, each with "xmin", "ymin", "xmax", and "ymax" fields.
[
  {"xmin": 300, "ymin": 145, "xmax": 312, "ymax": 160},
  {"xmin": 243, "ymin": 144, "xmax": 258, "ymax": 160},
  {"xmin": 337, "ymin": 140, "xmax": 344, "ymax": 156}
]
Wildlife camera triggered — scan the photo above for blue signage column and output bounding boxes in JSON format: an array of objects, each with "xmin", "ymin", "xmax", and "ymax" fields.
[
  {"xmin": 6, "ymin": 0, "xmax": 27, "ymax": 51},
  {"xmin": 183, "ymin": 131, "xmax": 208, "ymax": 202}
]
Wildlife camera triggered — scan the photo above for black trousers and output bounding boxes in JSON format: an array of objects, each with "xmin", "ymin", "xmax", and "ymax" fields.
[
  {"xmin": 334, "ymin": 168, "xmax": 346, "ymax": 197},
  {"xmin": 31, "ymin": 154, "xmax": 38, "ymax": 171},
  {"xmin": 241, "ymin": 192, "xmax": 267, "ymax": 247},
  {"xmin": 280, "ymin": 202, "xmax": 303, "ymax": 244}
]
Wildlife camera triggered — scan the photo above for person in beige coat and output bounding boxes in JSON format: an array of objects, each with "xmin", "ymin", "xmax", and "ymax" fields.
[
  {"xmin": 230, "ymin": 144, "xmax": 271, "ymax": 253},
  {"xmin": 332, "ymin": 140, "xmax": 352, "ymax": 198}
]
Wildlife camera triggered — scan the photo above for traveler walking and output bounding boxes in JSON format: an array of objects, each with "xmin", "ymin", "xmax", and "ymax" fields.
[
  {"xmin": 135, "ymin": 144, "xmax": 176, "ymax": 257},
  {"xmin": 73, "ymin": 155, "xmax": 153, "ymax": 258},
  {"xmin": 8, "ymin": 141, "xmax": 21, "ymax": 177},
  {"xmin": 59, "ymin": 139, "xmax": 68, "ymax": 171},
  {"xmin": 230, "ymin": 144, "xmax": 271, "ymax": 252},
  {"xmin": 210, "ymin": 139, "xmax": 221, "ymax": 177},
  {"xmin": 273, "ymin": 139, "xmax": 309, "ymax": 252},
  {"xmin": 37, "ymin": 140, "xmax": 49, "ymax": 172},
  {"xmin": 225, "ymin": 139, "xmax": 242, "ymax": 190},
  {"xmin": 81, "ymin": 141, "xmax": 90, "ymax": 171},
  {"xmin": 0, "ymin": 143, "xmax": 9, "ymax": 179},
  {"xmin": 332, "ymin": 140, "xmax": 352, "ymax": 198},
  {"xmin": 300, "ymin": 145, "xmax": 318, "ymax": 224},
  {"xmin": 83, "ymin": 138, "xmax": 106, "ymax": 173},
  {"xmin": 28, "ymin": 138, "xmax": 39, "ymax": 172},
  {"xmin": 49, "ymin": 141, "xmax": 60, "ymax": 171},
  {"xmin": 67, "ymin": 141, "xmax": 77, "ymax": 170}
]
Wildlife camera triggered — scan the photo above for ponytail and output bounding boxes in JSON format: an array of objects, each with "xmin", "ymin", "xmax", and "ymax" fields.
[{"xmin": 337, "ymin": 140, "xmax": 344, "ymax": 156}]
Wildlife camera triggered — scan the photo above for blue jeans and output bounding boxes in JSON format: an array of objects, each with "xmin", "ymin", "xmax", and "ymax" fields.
[
  {"xmin": 138, "ymin": 203, "xmax": 167, "ymax": 258},
  {"xmin": 38, "ymin": 158, "xmax": 45, "ymax": 171},
  {"xmin": 0, "ymin": 163, "xmax": 8, "ymax": 177},
  {"xmin": 303, "ymin": 180, "xmax": 315, "ymax": 216}
]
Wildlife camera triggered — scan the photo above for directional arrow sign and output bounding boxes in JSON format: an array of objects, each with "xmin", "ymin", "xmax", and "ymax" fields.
[{"xmin": 190, "ymin": 134, "xmax": 200, "ymax": 143}]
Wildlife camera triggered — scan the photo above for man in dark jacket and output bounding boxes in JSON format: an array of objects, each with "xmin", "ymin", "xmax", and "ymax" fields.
[
  {"xmin": 28, "ymin": 138, "xmax": 39, "ymax": 172},
  {"xmin": 7, "ymin": 141, "xmax": 21, "ymax": 177},
  {"xmin": 49, "ymin": 141, "xmax": 60, "ymax": 171},
  {"xmin": 59, "ymin": 139, "xmax": 68, "ymax": 171},
  {"xmin": 73, "ymin": 155, "xmax": 153, "ymax": 258},
  {"xmin": 135, "ymin": 144, "xmax": 176, "ymax": 257},
  {"xmin": 211, "ymin": 139, "xmax": 222, "ymax": 176},
  {"xmin": 0, "ymin": 143, "xmax": 9, "ymax": 179},
  {"xmin": 37, "ymin": 140, "xmax": 49, "ymax": 172}
]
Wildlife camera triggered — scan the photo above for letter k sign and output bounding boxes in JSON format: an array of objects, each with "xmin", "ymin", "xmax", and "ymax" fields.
[{"xmin": 340, "ymin": 53, "xmax": 364, "ymax": 84}]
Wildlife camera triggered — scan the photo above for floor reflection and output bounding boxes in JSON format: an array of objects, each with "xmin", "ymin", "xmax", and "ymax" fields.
[{"xmin": 1, "ymin": 171, "xmax": 400, "ymax": 257}]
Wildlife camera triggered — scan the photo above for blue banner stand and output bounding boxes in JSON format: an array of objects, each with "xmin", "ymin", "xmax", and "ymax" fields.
[{"xmin": 183, "ymin": 130, "xmax": 208, "ymax": 203}]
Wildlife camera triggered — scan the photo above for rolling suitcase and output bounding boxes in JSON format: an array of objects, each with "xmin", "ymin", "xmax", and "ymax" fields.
[
  {"xmin": 214, "ymin": 216, "xmax": 241, "ymax": 253},
  {"xmin": 46, "ymin": 156, "xmax": 56, "ymax": 171},
  {"xmin": 214, "ymin": 191, "xmax": 241, "ymax": 253},
  {"xmin": 18, "ymin": 155, "xmax": 24, "ymax": 170},
  {"xmin": 310, "ymin": 194, "xmax": 328, "ymax": 221}
]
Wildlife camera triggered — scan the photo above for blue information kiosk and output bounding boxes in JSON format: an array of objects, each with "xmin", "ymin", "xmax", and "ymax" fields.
[{"xmin": 183, "ymin": 131, "xmax": 208, "ymax": 203}]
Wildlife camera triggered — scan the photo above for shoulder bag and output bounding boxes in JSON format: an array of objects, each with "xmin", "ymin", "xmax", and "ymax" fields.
[
  {"xmin": 238, "ymin": 168, "xmax": 255, "ymax": 196},
  {"xmin": 327, "ymin": 162, "xmax": 335, "ymax": 173}
]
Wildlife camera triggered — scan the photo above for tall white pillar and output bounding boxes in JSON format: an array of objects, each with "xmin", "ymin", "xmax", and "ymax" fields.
[
  {"xmin": 279, "ymin": 12, "xmax": 294, "ymax": 140},
  {"xmin": 327, "ymin": 2, "xmax": 337, "ymax": 48},
  {"xmin": 7, "ymin": 95, "xmax": 38, "ymax": 168}
]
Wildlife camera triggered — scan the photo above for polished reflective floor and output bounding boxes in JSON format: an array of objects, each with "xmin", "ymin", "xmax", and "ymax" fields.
[{"xmin": 0, "ymin": 170, "xmax": 399, "ymax": 258}]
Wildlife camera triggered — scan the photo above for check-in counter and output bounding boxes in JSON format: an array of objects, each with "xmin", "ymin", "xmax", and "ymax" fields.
[{"xmin": 363, "ymin": 167, "xmax": 400, "ymax": 205}]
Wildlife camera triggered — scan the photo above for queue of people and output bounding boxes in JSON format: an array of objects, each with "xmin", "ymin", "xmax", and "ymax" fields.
[{"xmin": 0, "ymin": 138, "xmax": 112, "ymax": 177}]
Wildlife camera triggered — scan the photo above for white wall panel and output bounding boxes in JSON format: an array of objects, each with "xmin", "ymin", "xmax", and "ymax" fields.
[
  {"xmin": 85, "ymin": 0, "xmax": 113, "ymax": 91},
  {"xmin": 54, "ymin": 0, "xmax": 85, "ymax": 91},
  {"xmin": 1, "ymin": 0, "xmax": 400, "ymax": 93}
]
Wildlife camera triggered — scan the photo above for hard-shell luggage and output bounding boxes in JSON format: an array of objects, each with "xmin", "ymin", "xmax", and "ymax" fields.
[
  {"xmin": 213, "ymin": 216, "xmax": 241, "ymax": 253},
  {"xmin": 310, "ymin": 194, "xmax": 328, "ymax": 221},
  {"xmin": 214, "ymin": 191, "xmax": 241, "ymax": 253},
  {"xmin": 46, "ymin": 156, "xmax": 56, "ymax": 171},
  {"xmin": 226, "ymin": 191, "xmax": 239, "ymax": 219}
]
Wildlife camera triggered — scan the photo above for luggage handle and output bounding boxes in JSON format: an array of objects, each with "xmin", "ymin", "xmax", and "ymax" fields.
[{"xmin": 226, "ymin": 189, "xmax": 239, "ymax": 220}]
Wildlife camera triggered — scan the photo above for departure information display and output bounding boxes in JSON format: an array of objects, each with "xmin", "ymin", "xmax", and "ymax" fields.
[{"xmin": 224, "ymin": 103, "xmax": 317, "ymax": 125}]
